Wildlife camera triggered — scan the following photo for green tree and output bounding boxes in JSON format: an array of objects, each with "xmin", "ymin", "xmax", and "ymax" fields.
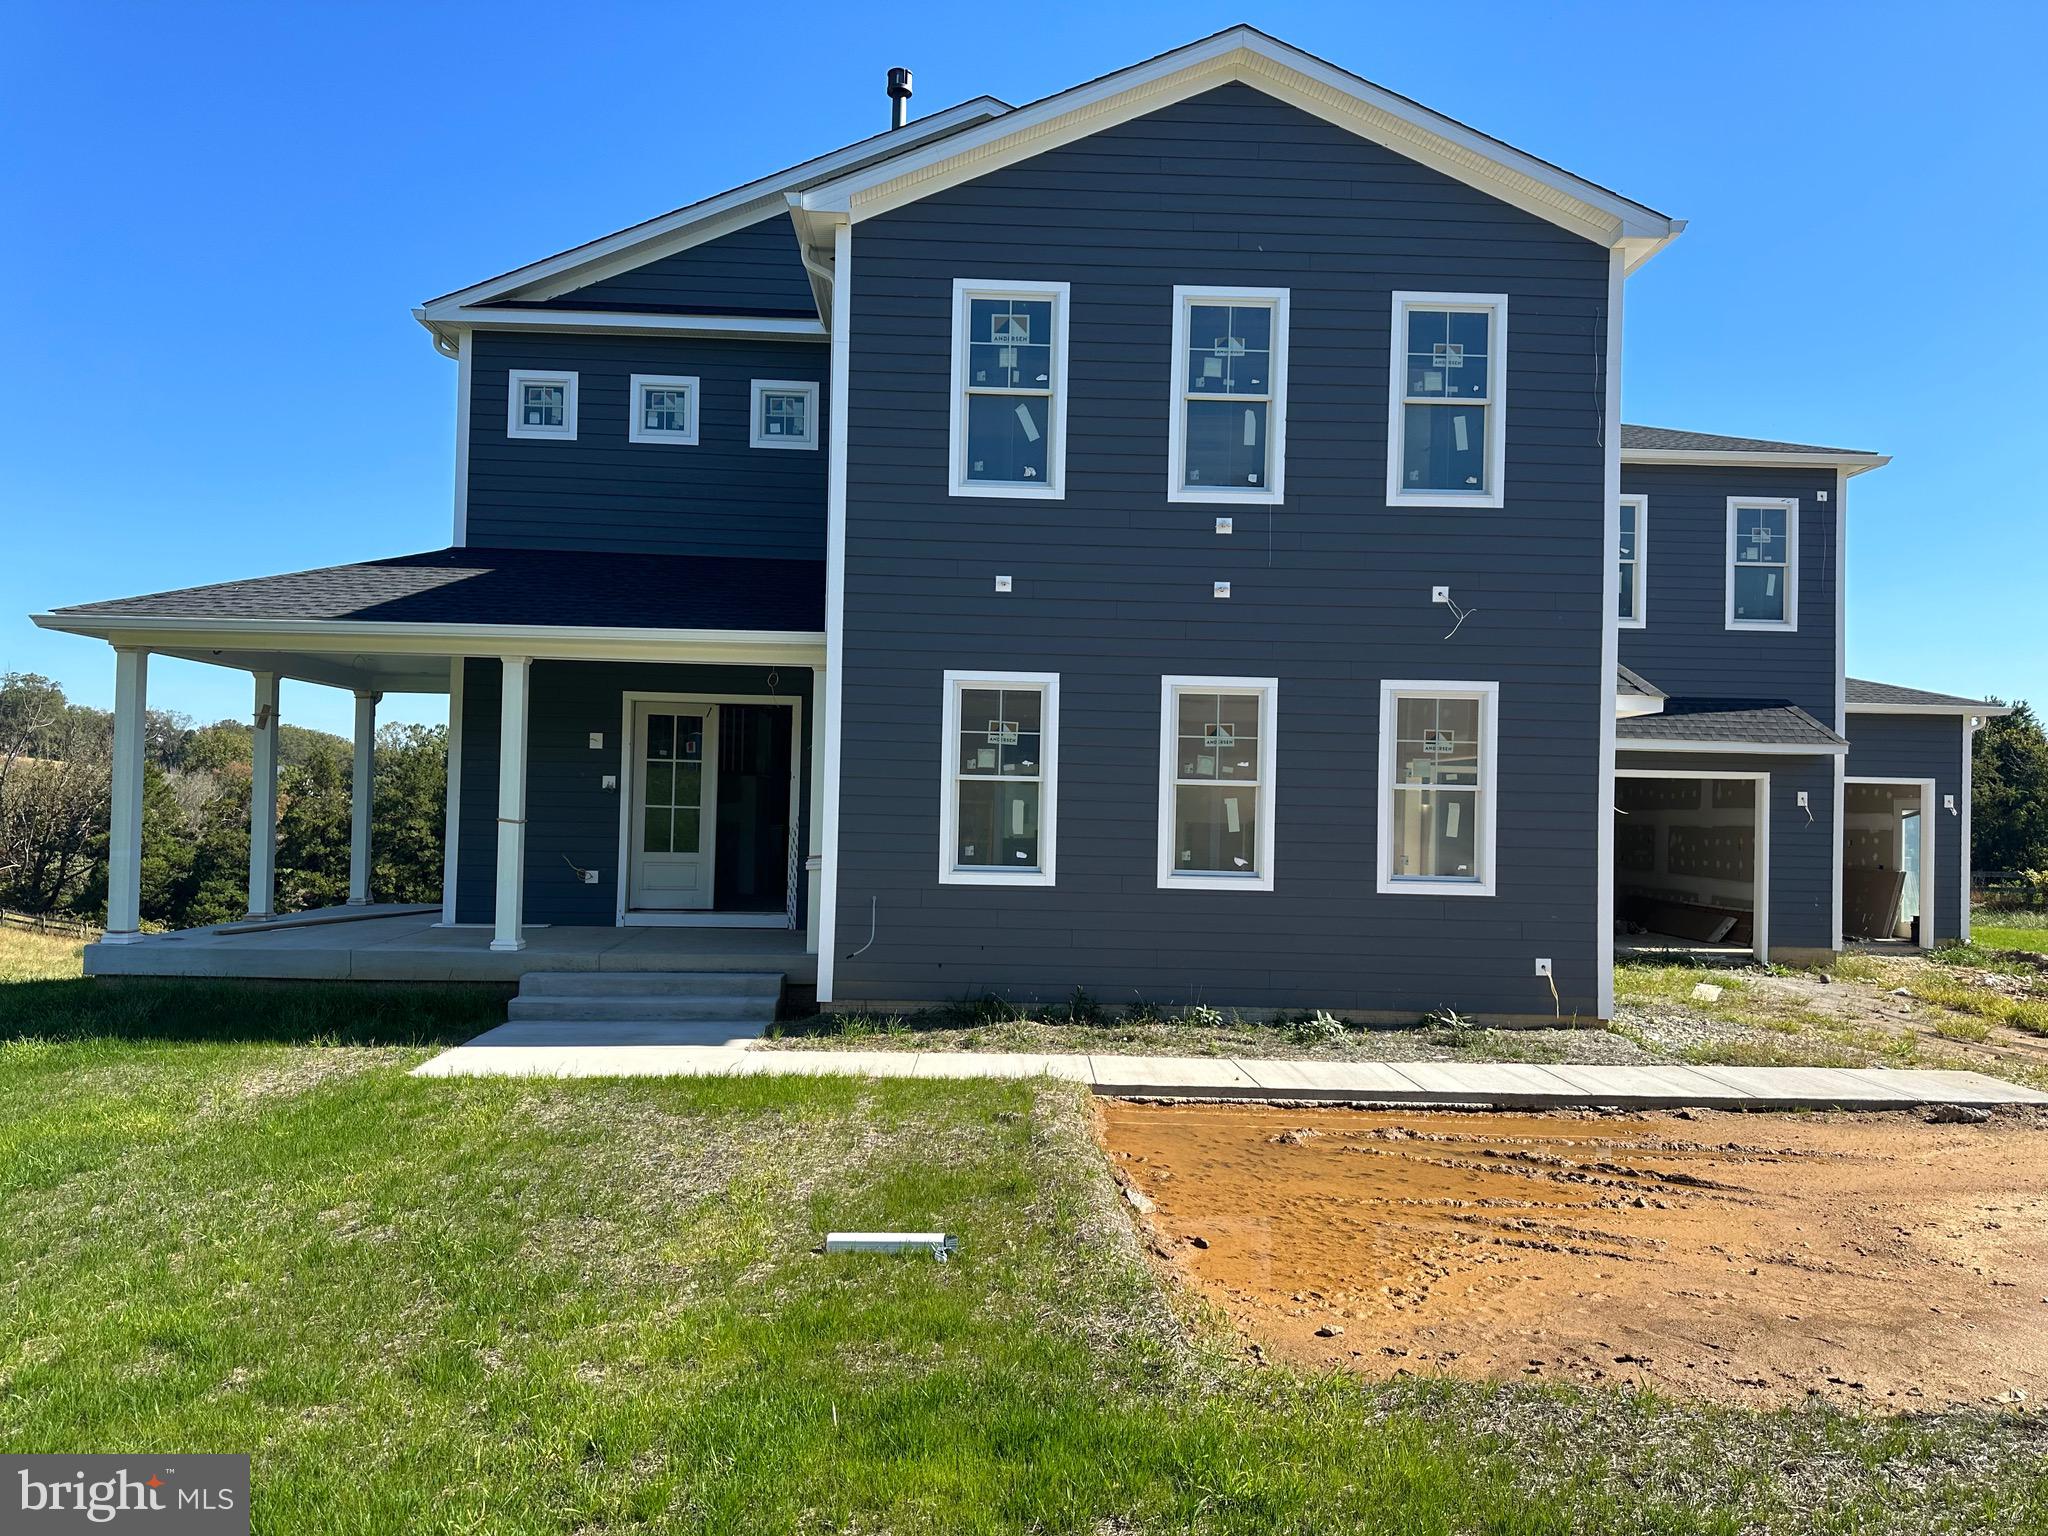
[
  {"xmin": 372, "ymin": 723, "xmax": 448, "ymax": 904},
  {"xmin": 1974, "ymin": 700, "xmax": 2048, "ymax": 876}
]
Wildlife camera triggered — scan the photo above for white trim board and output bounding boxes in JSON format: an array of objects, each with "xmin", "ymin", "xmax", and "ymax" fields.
[
  {"xmin": 1845, "ymin": 702, "xmax": 2008, "ymax": 717},
  {"xmin": 796, "ymin": 27, "xmax": 1679, "ymax": 263},
  {"xmin": 815, "ymin": 220, "xmax": 853, "ymax": 1004},
  {"xmin": 419, "ymin": 309, "xmax": 829, "ymax": 346},
  {"xmin": 1617, "ymin": 738, "xmax": 1847, "ymax": 758},
  {"xmin": 1622, "ymin": 447, "xmax": 1890, "ymax": 475},
  {"xmin": 1616, "ymin": 767, "xmax": 1772, "ymax": 963},
  {"xmin": 938, "ymin": 670, "xmax": 1060, "ymax": 887},
  {"xmin": 1843, "ymin": 776, "xmax": 1938, "ymax": 951},
  {"xmin": 1596, "ymin": 248, "xmax": 1625, "ymax": 1019}
]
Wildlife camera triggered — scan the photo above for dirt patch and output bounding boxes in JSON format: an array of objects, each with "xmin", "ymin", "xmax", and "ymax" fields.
[{"xmin": 1099, "ymin": 1100, "xmax": 2048, "ymax": 1412}]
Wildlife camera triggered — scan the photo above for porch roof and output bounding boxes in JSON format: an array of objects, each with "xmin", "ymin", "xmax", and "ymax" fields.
[
  {"xmin": 40, "ymin": 546, "xmax": 825, "ymax": 632},
  {"xmin": 1617, "ymin": 698, "xmax": 1849, "ymax": 755}
]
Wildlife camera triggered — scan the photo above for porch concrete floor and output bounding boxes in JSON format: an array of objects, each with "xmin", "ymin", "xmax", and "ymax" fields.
[{"xmin": 84, "ymin": 907, "xmax": 815, "ymax": 984}]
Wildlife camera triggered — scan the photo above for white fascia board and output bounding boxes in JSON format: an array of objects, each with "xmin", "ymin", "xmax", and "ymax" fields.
[
  {"xmin": 1623, "ymin": 447, "xmax": 1892, "ymax": 475},
  {"xmin": 31, "ymin": 612, "xmax": 826, "ymax": 662},
  {"xmin": 1845, "ymin": 701, "xmax": 2009, "ymax": 717},
  {"xmin": 1615, "ymin": 695, "xmax": 1665, "ymax": 718},
  {"xmin": 798, "ymin": 28, "xmax": 1679, "ymax": 258},
  {"xmin": 1616, "ymin": 737, "xmax": 1849, "ymax": 757},
  {"xmin": 419, "ymin": 96, "xmax": 1008, "ymax": 314},
  {"xmin": 415, "ymin": 306, "xmax": 828, "ymax": 344}
]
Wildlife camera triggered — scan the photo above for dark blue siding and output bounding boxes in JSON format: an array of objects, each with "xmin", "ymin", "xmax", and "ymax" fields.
[
  {"xmin": 466, "ymin": 329, "xmax": 827, "ymax": 559},
  {"xmin": 1618, "ymin": 464, "xmax": 1839, "ymax": 722},
  {"xmin": 455, "ymin": 659, "xmax": 813, "ymax": 927},
  {"xmin": 1845, "ymin": 712, "xmax": 1969, "ymax": 943},
  {"xmin": 1619, "ymin": 752, "xmax": 1838, "ymax": 954},
  {"xmin": 833, "ymin": 84, "xmax": 1614, "ymax": 1018},
  {"xmin": 534, "ymin": 215, "xmax": 815, "ymax": 316}
]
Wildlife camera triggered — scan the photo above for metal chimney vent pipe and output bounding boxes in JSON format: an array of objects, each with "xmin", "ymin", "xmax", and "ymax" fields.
[{"xmin": 887, "ymin": 66, "xmax": 913, "ymax": 130}]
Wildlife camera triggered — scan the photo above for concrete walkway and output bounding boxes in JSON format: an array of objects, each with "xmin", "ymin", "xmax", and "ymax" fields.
[{"xmin": 412, "ymin": 1028, "xmax": 2048, "ymax": 1111}]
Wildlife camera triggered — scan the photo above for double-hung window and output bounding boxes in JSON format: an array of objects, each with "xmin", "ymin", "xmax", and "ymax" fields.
[
  {"xmin": 1168, "ymin": 286, "xmax": 1289, "ymax": 503},
  {"xmin": 1378, "ymin": 681, "xmax": 1498, "ymax": 896},
  {"xmin": 628, "ymin": 374, "xmax": 700, "ymax": 446},
  {"xmin": 940, "ymin": 671, "xmax": 1058, "ymax": 885},
  {"xmin": 949, "ymin": 279, "xmax": 1069, "ymax": 498},
  {"xmin": 1618, "ymin": 494, "xmax": 1648, "ymax": 627},
  {"xmin": 1386, "ymin": 292, "xmax": 1507, "ymax": 507},
  {"xmin": 750, "ymin": 379, "xmax": 818, "ymax": 450},
  {"xmin": 507, "ymin": 369, "xmax": 578, "ymax": 441},
  {"xmin": 1725, "ymin": 497, "xmax": 1798, "ymax": 630},
  {"xmin": 1157, "ymin": 677, "xmax": 1278, "ymax": 892}
]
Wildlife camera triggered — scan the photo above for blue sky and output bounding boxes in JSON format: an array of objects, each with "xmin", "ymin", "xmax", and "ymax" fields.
[{"xmin": 5, "ymin": 1, "xmax": 2042, "ymax": 737}]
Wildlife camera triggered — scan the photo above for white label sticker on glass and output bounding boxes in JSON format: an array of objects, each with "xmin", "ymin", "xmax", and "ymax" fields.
[
  {"xmin": 1242, "ymin": 409, "xmax": 1258, "ymax": 447},
  {"xmin": 1446, "ymin": 800, "xmax": 1462, "ymax": 838},
  {"xmin": 1011, "ymin": 798, "xmax": 1026, "ymax": 836},
  {"xmin": 1225, "ymin": 797, "xmax": 1241, "ymax": 834},
  {"xmin": 985, "ymin": 719, "xmax": 1018, "ymax": 745},
  {"xmin": 1015, "ymin": 402, "xmax": 1041, "ymax": 443},
  {"xmin": 1453, "ymin": 414, "xmax": 1470, "ymax": 452},
  {"xmin": 1766, "ymin": 574, "xmax": 1778, "ymax": 597}
]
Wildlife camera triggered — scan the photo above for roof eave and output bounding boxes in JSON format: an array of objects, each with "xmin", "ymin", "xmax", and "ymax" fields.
[
  {"xmin": 1622, "ymin": 447, "xmax": 1893, "ymax": 476},
  {"xmin": 1845, "ymin": 701, "xmax": 2011, "ymax": 718}
]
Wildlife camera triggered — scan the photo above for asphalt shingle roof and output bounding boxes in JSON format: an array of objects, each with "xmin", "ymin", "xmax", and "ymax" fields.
[
  {"xmin": 47, "ymin": 548, "xmax": 826, "ymax": 634},
  {"xmin": 1620, "ymin": 424, "xmax": 1878, "ymax": 457},
  {"xmin": 1616, "ymin": 698, "xmax": 1848, "ymax": 751},
  {"xmin": 1616, "ymin": 663, "xmax": 1665, "ymax": 699},
  {"xmin": 1847, "ymin": 678, "xmax": 2001, "ymax": 711}
]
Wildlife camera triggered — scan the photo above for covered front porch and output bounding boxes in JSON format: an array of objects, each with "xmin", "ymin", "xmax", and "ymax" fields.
[
  {"xmin": 81, "ymin": 905, "xmax": 817, "ymax": 983},
  {"xmin": 34, "ymin": 546, "xmax": 830, "ymax": 976}
]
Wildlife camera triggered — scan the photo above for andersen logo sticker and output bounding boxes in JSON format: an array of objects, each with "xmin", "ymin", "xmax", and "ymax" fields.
[{"xmin": 5, "ymin": 1456, "xmax": 248, "ymax": 1533}]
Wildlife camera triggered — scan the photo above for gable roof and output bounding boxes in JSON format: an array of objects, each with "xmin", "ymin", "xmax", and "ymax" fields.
[
  {"xmin": 1846, "ymin": 678, "xmax": 2009, "ymax": 716},
  {"xmin": 1621, "ymin": 424, "xmax": 1890, "ymax": 474},
  {"xmin": 794, "ymin": 26, "xmax": 1682, "ymax": 268},
  {"xmin": 416, "ymin": 94, "xmax": 1008, "ymax": 339}
]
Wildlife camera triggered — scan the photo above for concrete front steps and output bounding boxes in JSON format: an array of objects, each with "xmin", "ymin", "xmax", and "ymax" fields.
[{"xmin": 498, "ymin": 970, "xmax": 784, "ymax": 1047}]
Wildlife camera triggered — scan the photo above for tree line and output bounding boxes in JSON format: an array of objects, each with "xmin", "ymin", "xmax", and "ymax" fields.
[{"xmin": 1, "ymin": 671, "xmax": 445, "ymax": 929}]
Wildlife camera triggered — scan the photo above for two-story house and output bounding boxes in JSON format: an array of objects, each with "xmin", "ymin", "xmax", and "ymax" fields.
[{"xmin": 36, "ymin": 27, "xmax": 2003, "ymax": 1021}]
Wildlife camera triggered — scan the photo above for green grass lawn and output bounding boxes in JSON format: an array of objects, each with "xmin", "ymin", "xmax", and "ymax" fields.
[
  {"xmin": 3, "ymin": 931, "xmax": 2046, "ymax": 1533},
  {"xmin": 1972, "ymin": 909, "xmax": 2048, "ymax": 954}
]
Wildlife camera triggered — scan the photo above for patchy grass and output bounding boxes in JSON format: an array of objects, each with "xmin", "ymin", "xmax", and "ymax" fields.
[{"xmin": 5, "ymin": 931, "xmax": 2046, "ymax": 1531}]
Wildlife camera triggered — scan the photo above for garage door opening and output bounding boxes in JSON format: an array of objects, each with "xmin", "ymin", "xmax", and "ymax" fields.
[
  {"xmin": 1615, "ymin": 772, "xmax": 1767, "ymax": 962},
  {"xmin": 1843, "ymin": 778, "xmax": 1935, "ymax": 950}
]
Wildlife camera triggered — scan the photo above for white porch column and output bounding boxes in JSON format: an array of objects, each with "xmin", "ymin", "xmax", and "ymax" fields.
[
  {"xmin": 247, "ymin": 671, "xmax": 280, "ymax": 919},
  {"xmin": 439, "ymin": 658, "xmax": 465, "ymax": 925},
  {"xmin": 490, "ymin": 656, "xmax": 531, "ymax": 952},
  {"xmin": 103, "ymin": 647, "xmax": 149, "ymax": 943},
  {"xmin": 806, "ymin": 665, "xmax": 825, "ymax": 954},
  {"xmin": 347, "ymin": 690, "xmax": 380, "ymax": 904}
]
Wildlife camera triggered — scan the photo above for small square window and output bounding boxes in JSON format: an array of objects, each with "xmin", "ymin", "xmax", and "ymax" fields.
[
  {"xmin": 506, "ymin": 369, "xmax": 578, "ymax": 441},
  {"xmin": 750, "ymin": 379, "xmax": 819, "ymax": 450},
  {"xmin": 628, "ymin": 374, "xmax": 700, "ymax": 445}
]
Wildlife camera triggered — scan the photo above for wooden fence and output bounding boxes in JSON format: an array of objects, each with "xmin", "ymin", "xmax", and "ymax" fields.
[{"xmin": 0, "ymin": 908, "xmax": 103, "ymax": 941}]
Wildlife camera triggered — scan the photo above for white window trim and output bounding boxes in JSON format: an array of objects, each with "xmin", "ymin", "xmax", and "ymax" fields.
[
  {"xmin": 1166, "ymin": 284, "xmax": 1290, "ymax": 505},
  {"xmin": 1376, "ymin": 679, "xmax": 1500, "ymax": 897},
  {"xmin": 749, "ymin": 378, "xmax": 819, "ymax": 451},
  {"xmin": 947, "ymin": 278, "xmax": 1071, "ymax": 500},
  {"xmin": 628, "ymin": 373, "xmax": 701, "ymax": 446},
  {"xmin": 1385, "ymin": 291, "xmax": 1508, "ymax": 509},
  {"xmin": 506, "ymin": 368, "xmax": 578, "ymax": 441},
  {"xmin": 938, "ymin": 669, "xmax": 1059, "ymax": 887},
  {"xmin": 1155, "ymin": 675, "xmax": 1278, "ymax": 893},
  {"xmin": 1618, "ymin": 493, "xmax": 1648, "ymax": 629},
  {"xmin": 1724, "ymin": 496, "xmax": 1799, "ymax": 631}
]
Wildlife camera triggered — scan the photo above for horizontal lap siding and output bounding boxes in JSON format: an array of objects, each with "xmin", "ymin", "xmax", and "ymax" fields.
[
  {"xmin": 537, "ymin": 216, "xmax": 815, "ymax": 315},
  {"xmin": 467, "ymin": 330, "xmax": 827, "ymax": 559},
  {"xmin": 836, "ymin": 84, "xmax": 1612, "ymax": 1017},
  {"xmin": 1619, "ymin": 752, "xmax": 1837, "ymax": 952},
  {"xmin": 1845, "ymin": 713, "xmax": 1967, "ymax": 942},
  {"xmin": 455, "ymin": 659, "xmax": 812, "ymax": 926},
  {"xmin": 1618, "ymin": 464, "xmax": 1839, "ymax": 720}
]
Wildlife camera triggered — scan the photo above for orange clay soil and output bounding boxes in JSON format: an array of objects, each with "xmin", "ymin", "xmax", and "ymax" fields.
[{"xmin": 1097, "ymin": 1101, "xmax": 2048, "ymax": 1411}]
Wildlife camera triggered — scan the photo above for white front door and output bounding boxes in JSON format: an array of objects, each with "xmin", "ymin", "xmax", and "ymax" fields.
[{"xmin": 628, "ymin": 702, "xmax": 719, "ymax": 910}]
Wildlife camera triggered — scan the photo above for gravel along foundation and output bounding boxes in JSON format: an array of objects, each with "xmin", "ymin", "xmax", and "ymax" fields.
[{"xmin": 1098, "ymin": 1100, "xmax": 2048, "ymax": 1411}]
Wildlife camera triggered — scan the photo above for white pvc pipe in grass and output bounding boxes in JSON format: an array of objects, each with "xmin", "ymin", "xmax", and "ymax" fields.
[{"xmin": 824, "ymin": 1232, "xmax": 958, "ymax": 1261}]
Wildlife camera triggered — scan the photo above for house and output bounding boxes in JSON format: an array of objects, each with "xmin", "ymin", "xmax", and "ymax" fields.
[{"xmin": 33, "ymin": 27, "xmax": 2004, "ymax": 1021}]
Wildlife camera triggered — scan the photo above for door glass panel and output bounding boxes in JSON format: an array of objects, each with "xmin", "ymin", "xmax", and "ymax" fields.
[
  {"xmin": 642, "ymin": 805, "xmax": 671, "ymax": 854},
  {"xmin": 643, "ymin": 713, "xmax": 707, "ymax": 853}
]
